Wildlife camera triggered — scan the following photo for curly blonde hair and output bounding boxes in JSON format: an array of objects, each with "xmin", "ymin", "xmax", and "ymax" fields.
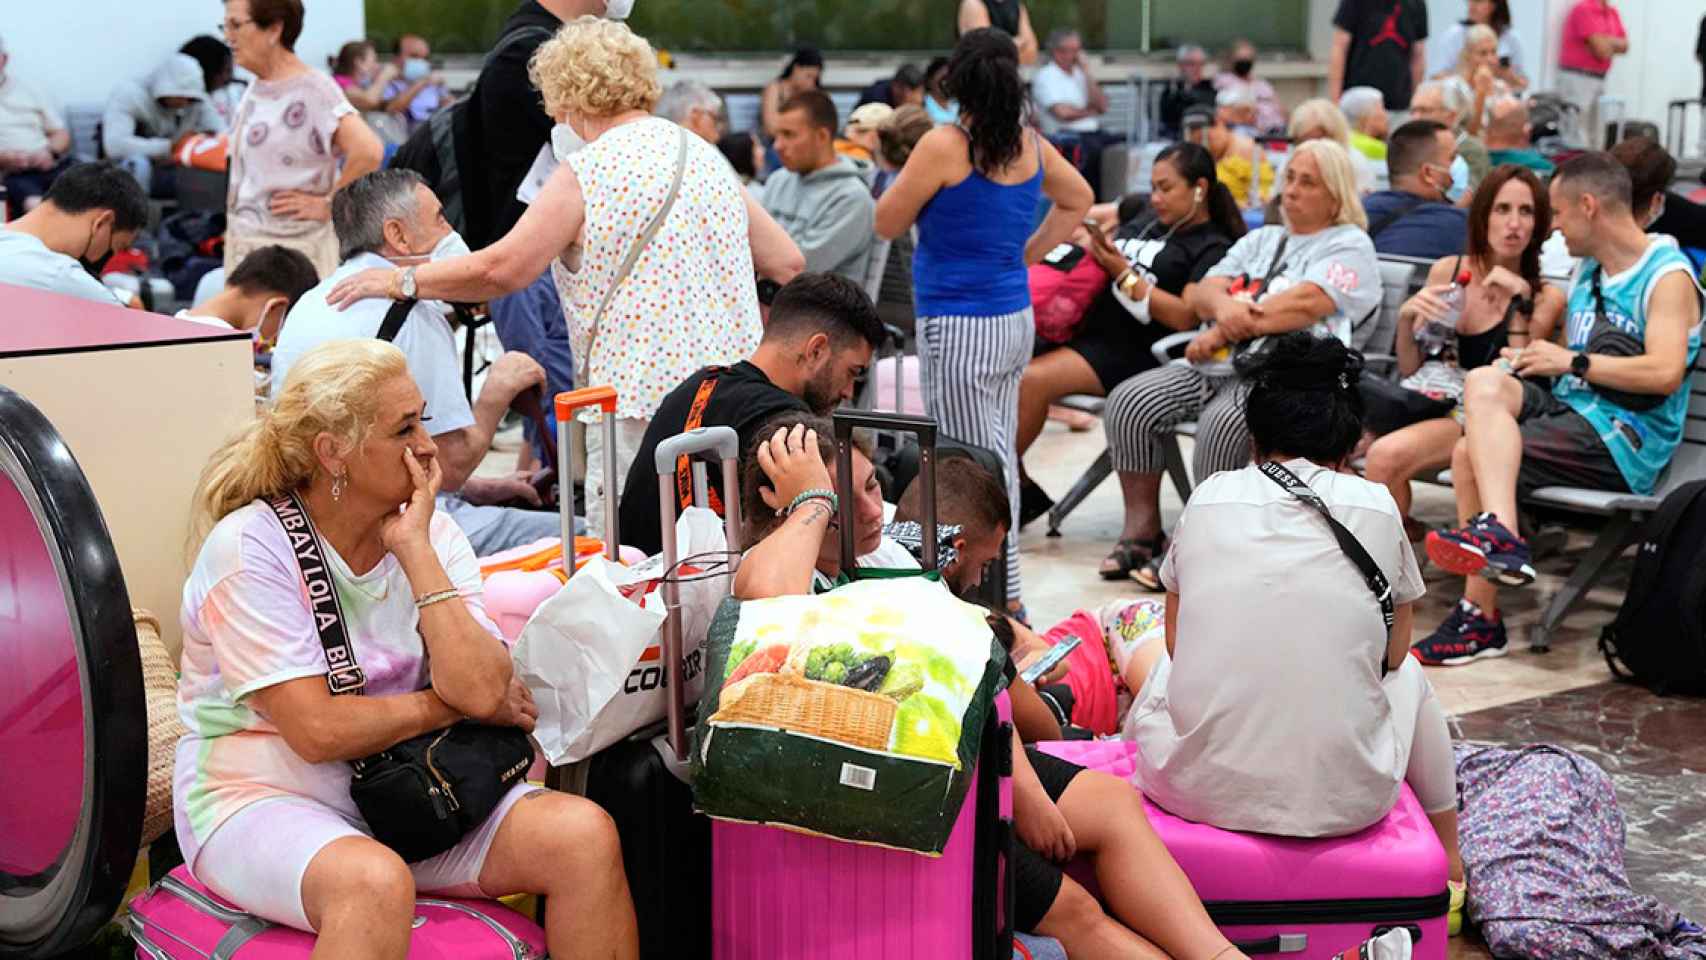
[
  {"xmin": 189, "ymin": 340, "xmax": 409, "ymax": 552},
  {"xmin": 529, "ymin": 17, "xmax": 663, "ymax": 120}
]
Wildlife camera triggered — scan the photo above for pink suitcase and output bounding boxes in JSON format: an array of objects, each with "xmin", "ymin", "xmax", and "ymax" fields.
[
  {"xmin": 1036, "ymin": 739, "xmax": 1449, "ymax": 960},
  {"xmin": 128, "ymin": 866, "xmax": 546, "ymax": 959},
  {"xmin": 712, "ymin": 693, "xmax": 1014, "ymax": 960},
  {"xmin": 710, "ymin": 410, "xmax": 1016, "ymax": 959}
]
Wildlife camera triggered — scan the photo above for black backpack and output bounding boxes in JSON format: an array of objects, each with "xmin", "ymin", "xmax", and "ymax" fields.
[
  {"xmin": 1599, "ymin": 478, "xmax": 1706, "ymax": 695},
  {"xmin": 389, "ymin": 24, "xmax": 554, "ymax": 244}
]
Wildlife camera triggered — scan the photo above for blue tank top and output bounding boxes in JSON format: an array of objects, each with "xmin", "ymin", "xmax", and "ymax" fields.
[{"xmin": 913, "ymin": 133, "xmax": 1044, "ymax": 318}]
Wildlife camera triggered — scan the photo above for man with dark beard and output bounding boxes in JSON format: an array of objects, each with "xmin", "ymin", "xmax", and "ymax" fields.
[{"xmin": 614, "ymin": 272, "xmax": 885, "ymax": 554}]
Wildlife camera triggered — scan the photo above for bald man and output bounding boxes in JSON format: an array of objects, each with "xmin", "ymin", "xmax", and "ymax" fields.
[{"xmin": 1484, "ymin": 97, "xmax": 1554, "ymax": 175}]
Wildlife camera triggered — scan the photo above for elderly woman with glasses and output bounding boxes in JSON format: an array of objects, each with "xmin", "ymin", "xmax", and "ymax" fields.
[{"xmin": 220, "ymin": 0, "xmax": 383, "ymax": 278}]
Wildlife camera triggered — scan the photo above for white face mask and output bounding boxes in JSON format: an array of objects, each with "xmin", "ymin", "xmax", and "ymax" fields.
[
  {"xmin": 431, "ymin": 230, "xmax": 471, "ymax": 262},
  {"xmin": 551, "ymin": 122, "xmax": 585, "ymax": 162},
  {"xmin": 603, "ymin": 0, "xmax": 635, "ymax": 19},
  {"xmin": 1446, "ymin": 155, "xmax": 1469, "ymax": 204}
]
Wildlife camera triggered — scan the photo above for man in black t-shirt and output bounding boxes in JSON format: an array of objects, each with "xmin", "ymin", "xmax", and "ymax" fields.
[
  {"xmin": 1330, "ymin": 0, "xmax": 1429, "ymax": 110},
  {"xmin": 615, "ymin": 273, "xmax": 887, "ymax": 555}
]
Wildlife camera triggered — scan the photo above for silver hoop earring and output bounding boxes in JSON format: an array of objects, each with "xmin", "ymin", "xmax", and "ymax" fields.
[{"xmin": 331, "ymin": 472, "xmax": 346, "ymax": 502}]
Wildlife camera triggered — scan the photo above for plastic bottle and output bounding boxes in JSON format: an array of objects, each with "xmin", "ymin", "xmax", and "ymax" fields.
[{"xmin": 1416, "ymin": 270, "xmax": 1471, "ymax": 358}]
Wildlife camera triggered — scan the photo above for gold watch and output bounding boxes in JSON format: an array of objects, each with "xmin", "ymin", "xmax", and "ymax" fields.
[{"xmin": 1117, "ymin": 269, "xmax": 1143, "ymax": 298}]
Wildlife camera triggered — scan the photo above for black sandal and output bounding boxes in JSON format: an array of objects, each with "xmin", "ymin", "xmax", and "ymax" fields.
[
  {"xmin": 1128, "ymin": 537, "xmax": 1169, "ymax": 592},
  {"xmin": 1100, "ymin": 535, "xmax": 1166, "ymax": 582},
  {"xmin": 1099, "ymin": 539, "xmax": 1146, "ymax": 581}
]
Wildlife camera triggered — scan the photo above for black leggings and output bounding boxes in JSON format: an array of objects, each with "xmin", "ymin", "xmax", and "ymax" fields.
[{"xmin": 1014, "ymin": 749, "xmax": 1088, "ymax": 933}]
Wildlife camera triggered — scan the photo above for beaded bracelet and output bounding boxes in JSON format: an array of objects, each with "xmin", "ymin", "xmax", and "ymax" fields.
[
  {"xmin": 781, "ymin": 488, "xmax": 838, "ymax": 517},
  {"xmin": 415, "ymin": 589, "xmax": 461, "ymax": 610}
]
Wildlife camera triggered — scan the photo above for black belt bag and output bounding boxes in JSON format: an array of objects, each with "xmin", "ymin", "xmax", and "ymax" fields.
[
  {"xmin": 349, "ymin": 721, "xmax": 533, "ymax": 863},
  {"xmin": 266, "ymin": 492, "xmax": 533, "ymax": 863}
]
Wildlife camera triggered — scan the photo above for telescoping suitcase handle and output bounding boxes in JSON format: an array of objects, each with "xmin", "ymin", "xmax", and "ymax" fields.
[
  {"xmin": 832, "ymin": 410, "xmax": 937, "ymax": 573},
  {"xmin": 555, "ymin": 386, "xmax": 620, "ymax": 574},
  {"xmin": 652, "ymin": 425, "xmax": 743, "ymax": 762}
]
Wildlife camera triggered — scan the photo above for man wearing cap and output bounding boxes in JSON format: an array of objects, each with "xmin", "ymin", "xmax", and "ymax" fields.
[
  {"xmin": 839, "ymin": 102, "xmax": 893, "ymax": 164},
  {"xmin": 1033, "ymin": 28, "xmax": 1115, "ymax": 196}
]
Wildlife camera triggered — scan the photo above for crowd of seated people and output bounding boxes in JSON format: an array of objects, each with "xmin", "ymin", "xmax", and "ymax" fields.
[{"xmin": 11, "ymin": 4, "xmax": 1704, "ymax": 954}]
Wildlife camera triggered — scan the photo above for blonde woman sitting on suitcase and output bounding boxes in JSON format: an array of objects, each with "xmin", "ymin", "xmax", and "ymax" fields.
[
  {"xmin": 176, "ymin": 340, "xmax": 638, "ymax": 959},
  {"xmin": 733, "ymin": 412, "xmax": 1264, "ymax": 960}
]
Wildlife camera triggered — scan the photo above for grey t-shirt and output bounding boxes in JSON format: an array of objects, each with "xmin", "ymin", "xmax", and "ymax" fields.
[
  {"xmin": 0, "ymin": 230, "xmax": 126, "ymax": 305},
  {"xmin": 1204, "ymin": 223, "xmax": 1381, "ymax": 346}
]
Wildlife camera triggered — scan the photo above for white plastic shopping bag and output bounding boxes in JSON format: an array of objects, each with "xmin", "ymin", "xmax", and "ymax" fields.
[{"xmin": 513, "ymin": 506, "xmax": 731, "ymax": 764}]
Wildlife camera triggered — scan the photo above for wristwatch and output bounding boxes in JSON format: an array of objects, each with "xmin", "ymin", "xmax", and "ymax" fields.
[
  {"xmin": 1571, "ymin": 352, "xmax": 1591, "ymax": 378},
  {"xmin": 399, "ymin": 266, "xmax": 419, "ymax": 299},
  {"xmin": 1117, "ymin": 269, "xmax": 1143, "ymax": 298}
]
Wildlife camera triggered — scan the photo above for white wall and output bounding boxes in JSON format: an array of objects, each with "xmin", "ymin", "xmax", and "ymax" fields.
[
  {"xmin": 1, "ymin": 0, "xmax": 364, "ymax": 109},
  {"xmin": 1424, "ymin": 0, "xmax": 1706, "ymax": 138}
]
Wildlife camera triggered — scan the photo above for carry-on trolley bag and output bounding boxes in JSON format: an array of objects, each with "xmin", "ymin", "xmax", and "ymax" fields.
[
  {"xmin": 548, "ymin": 423, "xmax": 745, "ymax": 960},
  {"xmin": 704, "ymin": 409, "xmax": 1018, "ymax": 960},
  {"xmin": 128, "ymin": 868, "xmax": 546, "ymax": 959},
  {"xmin": 1034, "ymin": 739, "xmax": 1450, "ymax": 960}
]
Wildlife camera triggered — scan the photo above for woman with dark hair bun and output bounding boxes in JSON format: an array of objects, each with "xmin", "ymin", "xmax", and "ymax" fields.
[
  {"xmin": 1118, "ymin": 329, "xmax": 1467, "ymax": 938},
  {"xmin": 875, "ymin": 27, "xmax": 1093, "ymax": 611},
  {"xmin": 1015, "ymin": 141, "xmax": 1244, "ymax": 526},
  {"xmin": 760, "ymin": 47, "xmax": 824, "ymax": 141}
]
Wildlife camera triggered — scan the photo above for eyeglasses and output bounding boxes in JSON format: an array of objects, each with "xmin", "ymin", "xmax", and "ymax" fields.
[{"xmin": 220, "ymin": 18, "xmax": 254, "ymax": 37}]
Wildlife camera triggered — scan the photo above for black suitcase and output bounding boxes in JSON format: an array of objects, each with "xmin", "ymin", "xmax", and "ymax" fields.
[{"xmin": 546, "ymin": 423, "xmax": 744, "ymax": 959}]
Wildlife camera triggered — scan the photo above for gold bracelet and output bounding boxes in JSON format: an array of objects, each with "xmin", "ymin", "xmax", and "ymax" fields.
[{"xmin": 415, "ymin": 589, "xmax": 461, "ymax": 610}]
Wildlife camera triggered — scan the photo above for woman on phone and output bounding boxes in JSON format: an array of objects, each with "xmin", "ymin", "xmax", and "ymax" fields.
[{"xmin": 1015, "ymin": 142, "xmax": 1243, "ymax": 531}]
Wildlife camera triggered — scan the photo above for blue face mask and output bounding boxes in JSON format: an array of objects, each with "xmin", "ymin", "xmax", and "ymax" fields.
[
  {"xmin": 926, "ymin": 97, "xmax": 960, "ymax": 126},
  {"xmin": 402, "ymin": 58, "xmax": 432, "ymax": 83},
  {"xmin": 1446, "ymin": 155, "xmax": 1469, "ymax": 204}
]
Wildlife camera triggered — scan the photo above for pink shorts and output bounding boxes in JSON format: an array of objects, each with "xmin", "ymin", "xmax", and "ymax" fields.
[{"xmin": 189, "ymin": 783, "xmax": 540, "ymax": 931}]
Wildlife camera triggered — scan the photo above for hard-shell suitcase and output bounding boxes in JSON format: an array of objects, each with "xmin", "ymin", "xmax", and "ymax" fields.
[
  {"xmin": 709, "ymin": 410, "xmax": 1016, "ymax": 959},
  {"xmin": 556, "ymin": 424, "xmax": 744, "ymax": 960},
  {"xmin": 128, "ymin": 866, "xmax": 546, "ymax": 959},
  {"xmin": 1035, "ymin": 739, "xmax": 1449, "ymax": 960}
]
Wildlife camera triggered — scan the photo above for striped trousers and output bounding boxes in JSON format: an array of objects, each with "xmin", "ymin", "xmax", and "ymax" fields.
[
  {"xmin": 1103, "ymin": 364, "xmax": 1252, "ymax": 479},
  {"xmin": 917, "ymin": 309, "xmax": 1034, "ymax": 600}
]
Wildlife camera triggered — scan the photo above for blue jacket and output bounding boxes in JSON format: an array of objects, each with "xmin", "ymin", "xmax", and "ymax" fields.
[{"xmin": 1363, "ymin": 189, "xmax": 1469, "ymax": 261}]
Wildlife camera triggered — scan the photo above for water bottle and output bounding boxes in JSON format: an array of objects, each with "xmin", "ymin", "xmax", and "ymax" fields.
[{"xmin": 1416, "ymin": 270, "xmax": 1470, "ymax": 358}]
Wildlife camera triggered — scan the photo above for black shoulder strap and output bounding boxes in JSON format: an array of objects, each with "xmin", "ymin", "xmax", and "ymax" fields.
[
  {"xmin": 263, "ymin": 492, "xmax": 366, "ymax": 696},
  {"xmin": 1255, "ymin": 230, "xmax": 1291, "ymax": 292},
  {"xmin": 377, "ymin": 299, "xmax": 417, "ymax": 343},
  {"xmin": 1258, "ymin": 461, "xmax": 1396, "ymax": 655},
  {"xmin": 1367, "ymin": 193, "xmax": 1429, "ymax": 239}
]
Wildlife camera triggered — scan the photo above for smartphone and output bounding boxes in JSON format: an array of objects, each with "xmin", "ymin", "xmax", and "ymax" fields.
[{"xmin": 1020, "ymin": 635, "xmax": 1081, "ymax": 685}]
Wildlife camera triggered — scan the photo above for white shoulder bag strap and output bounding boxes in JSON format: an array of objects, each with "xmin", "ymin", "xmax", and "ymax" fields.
[{"xmin": 587, "ymin": 126, "xmax": 690, "ymax": 358}]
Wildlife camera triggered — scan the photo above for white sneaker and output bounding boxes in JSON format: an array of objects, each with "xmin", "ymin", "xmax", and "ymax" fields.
[{"xmin": 1334, "ymin": 927, "xmax": 1412, "ymax": 960}]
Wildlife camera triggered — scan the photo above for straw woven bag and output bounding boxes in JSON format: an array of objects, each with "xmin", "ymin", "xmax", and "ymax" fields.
[
  {"xmin": 711, "ymin": 672, "xmax": 898, "ymax": 751},
  {"xmin": 134, "ymin": 610, "xmax": 187, "ymax": 846}
]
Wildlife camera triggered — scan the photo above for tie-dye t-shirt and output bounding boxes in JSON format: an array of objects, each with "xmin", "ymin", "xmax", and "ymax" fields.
[{"xmin": 172, "ymin": 501, "xmax": 506, "ymax": 867}]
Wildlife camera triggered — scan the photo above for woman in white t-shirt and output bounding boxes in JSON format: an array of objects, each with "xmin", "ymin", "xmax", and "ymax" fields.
[
  {"xmin": 177, "ymin": 340, "xmax": 638, "ymax": 956},
  {"xmin": 1119, "ymin": 332, "xmax": 1466, "ymax": 916}
]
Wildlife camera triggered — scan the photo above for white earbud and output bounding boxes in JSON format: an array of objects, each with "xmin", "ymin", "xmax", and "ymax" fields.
[{"xmin": 1194, "ymin": 187, "xmax": 1204, "ymax": 203}]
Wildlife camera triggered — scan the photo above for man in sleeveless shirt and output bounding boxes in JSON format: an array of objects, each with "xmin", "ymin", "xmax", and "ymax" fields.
[{"xmin": 1416, "ymin": 153, "xmax": 1703, "ymax": 666}]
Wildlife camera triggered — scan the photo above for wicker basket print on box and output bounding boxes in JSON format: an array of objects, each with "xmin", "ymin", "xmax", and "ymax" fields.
[{"xmin": 692, "ymin": 577, "xmax": 1007, "ymax": 855}]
